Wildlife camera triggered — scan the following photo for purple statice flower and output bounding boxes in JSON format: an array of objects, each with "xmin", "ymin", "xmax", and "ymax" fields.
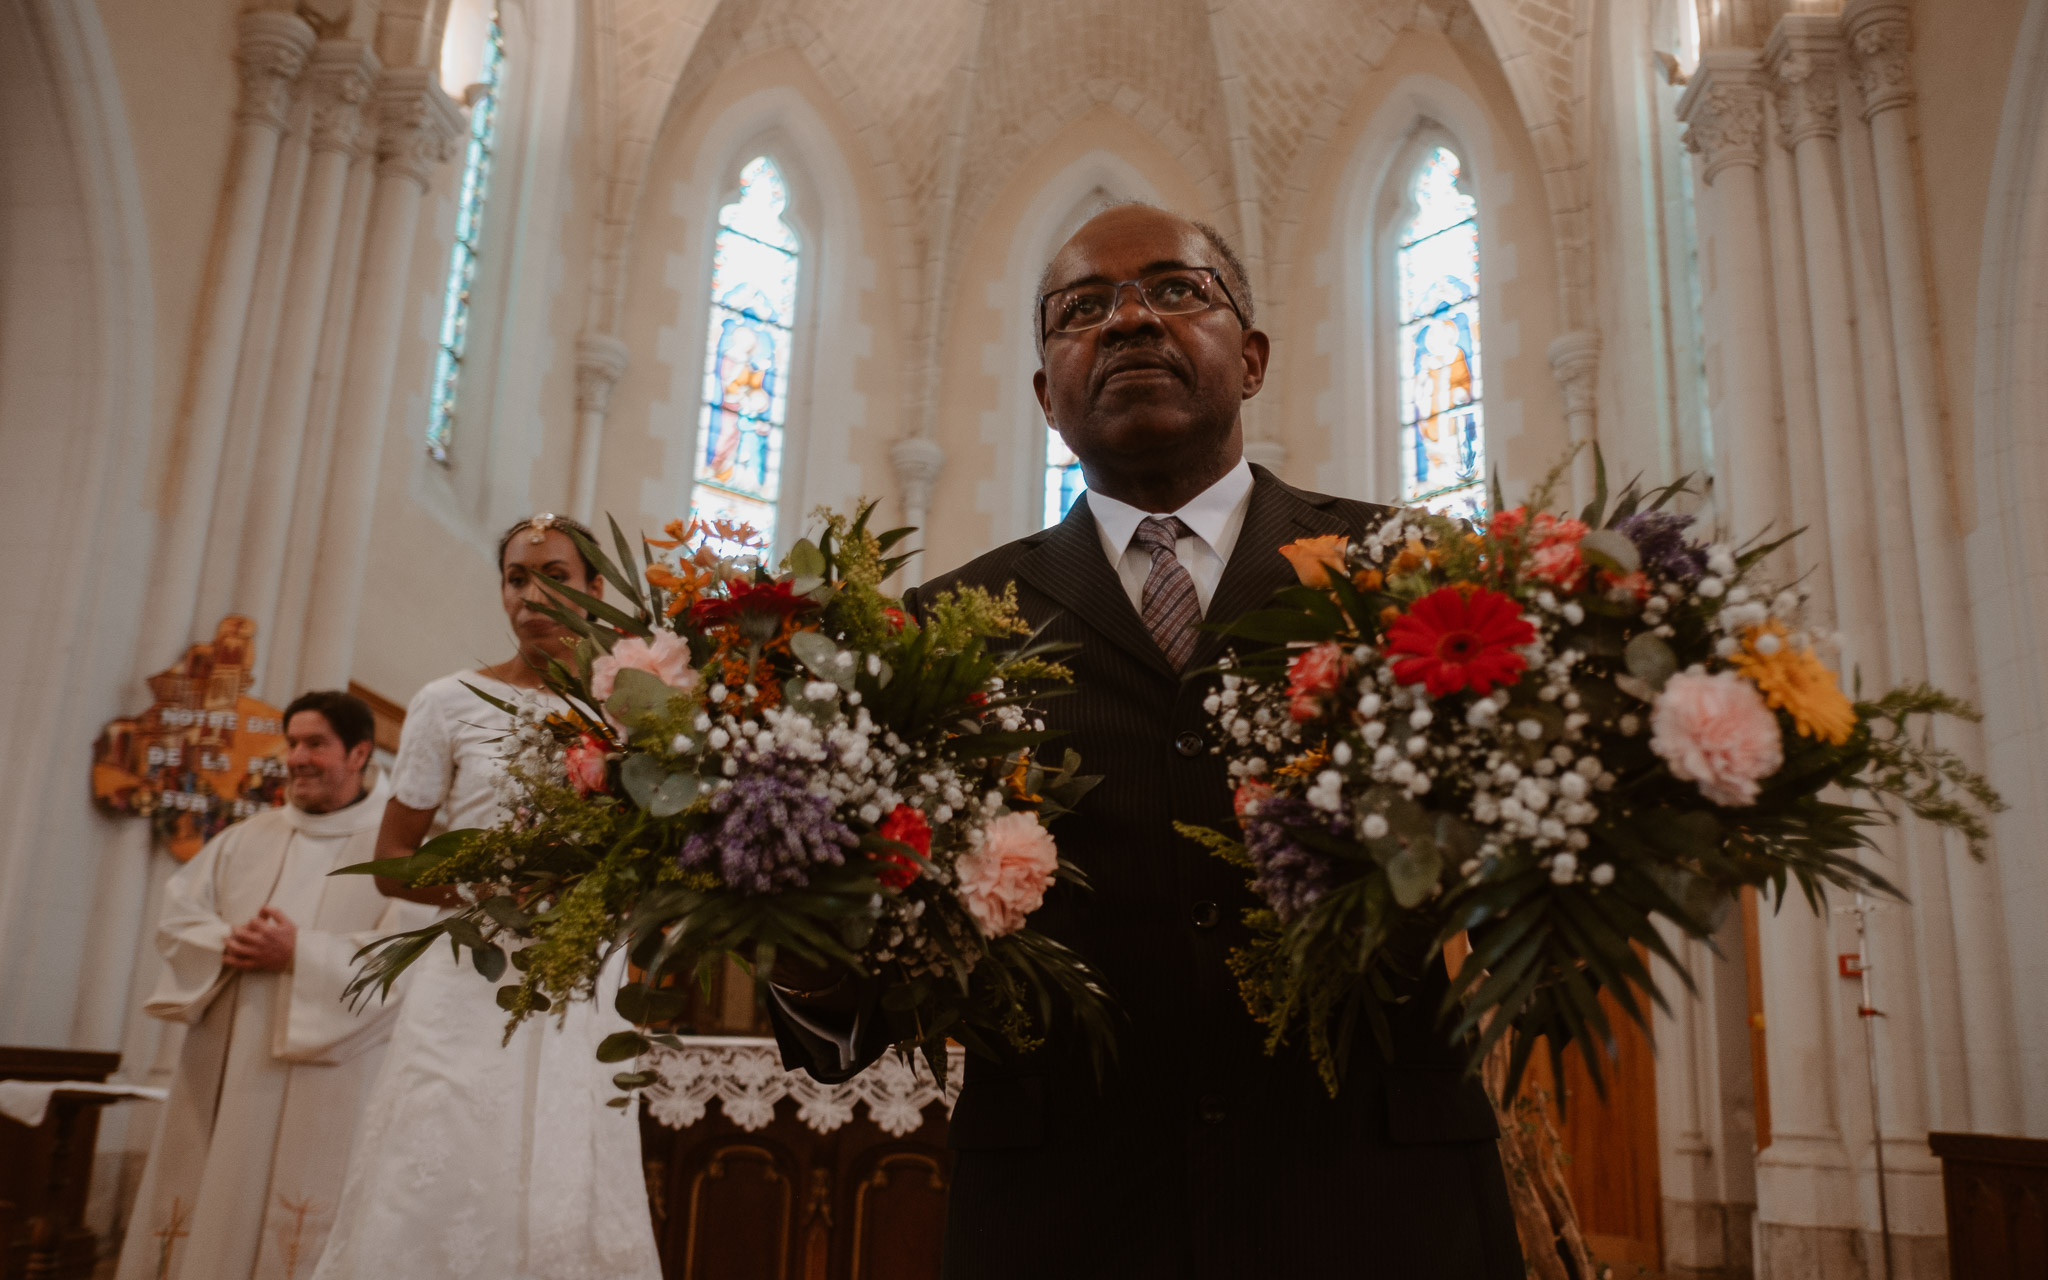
[
  {"xmin": 1615, "ymin": 511, "xmax": 1708, "ymax": 584},
  {"xmin": 1241, "ymin": 794, "xmax": 1347, "ymax": 923},
  {"xmin": 681, "ymin": 754, "xmax": 855, "ymax": 893}
]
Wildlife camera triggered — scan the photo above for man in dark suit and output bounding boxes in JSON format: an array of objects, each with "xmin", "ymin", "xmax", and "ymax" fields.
[{"xmin": 774, "ymin": 204, "xmax": 1522, "ymax": 1278}]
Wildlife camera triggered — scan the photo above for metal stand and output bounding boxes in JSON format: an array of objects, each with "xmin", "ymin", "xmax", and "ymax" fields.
[{"xmin": 1836, "ymin": 895, "xmax": 1895, "ymax": 1280}]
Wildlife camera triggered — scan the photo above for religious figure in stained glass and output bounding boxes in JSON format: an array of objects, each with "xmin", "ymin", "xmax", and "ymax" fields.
[
  {"xmin": 426, "ymin": 9, "xmax": 504, "ymax": 465},
  {"xmin": 692, "ymin": 156, "xmax": 799, "ymax": 550},
  {"xmin": 1045, "ymin": 430, "xmax": 1084, "ymax": 528},
  {"xmin": 1395, "ymin": 145, "xmax": 1485, "ymax": 520}
]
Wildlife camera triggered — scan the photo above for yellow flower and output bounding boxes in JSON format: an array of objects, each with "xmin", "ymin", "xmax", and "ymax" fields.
[
  {"xmin": 1390, "ymin": 538, "xmax": 1432, "ymax": 576},
  {"xmin": 1278, "ymin": 534, "xmax": 1350, "ymax": 588},
  {"xmin": 1730, "ymin": 623, "xmax": 1856, "ymax": 745},
  {"xmin": 1274, "ymin": 746, "xmax": 1331, "ymax": 781}
]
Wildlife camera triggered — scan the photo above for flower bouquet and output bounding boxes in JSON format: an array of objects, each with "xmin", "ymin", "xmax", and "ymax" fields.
[
  {"xmin": 345, "ymin": 508, "xmax": 1112, "ymax": 1089},
  {"xmin": 1183, "ymin": 457, "xmax": 2001, "ymax": 1095}
]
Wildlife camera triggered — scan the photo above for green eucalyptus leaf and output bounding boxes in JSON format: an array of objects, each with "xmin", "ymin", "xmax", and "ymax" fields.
[
  {"xmin": 596, "ymin": 1030, "xmax": 651, "ymax": 1063},
  {"xmin": 788, "ymin": 630, "xmax": 857, "ymax": 690},
  {"xmin": 1386, "ymin": 836, "xmax": 1442, "ymax": 908},
  {"xmin": 1578, "ymin": 529, "xmax": 1641, "ymax": 575},
  {"xmin": 481, "ymin": 895, "xmax": 531, "ymax": 932},
  {"xmin": 607, "ymin": 668, "xmax": 676, "ymax": 732},
  {"xmin": 1615, "ymin": 674, "xmax": 1659, "ymax": 703},
  {"xmin": 649, "ymin": 771, "xmax": 702, "ymax": 818},
  {"xmin": 442, "ymin": 916, "xmax": 491, "ymax": 951},
  {"xmin": 471, "ymin": 944, "xmax": 508, "ymax": 982},
  {"xmin": 787, "ymin": 538, "xmax": 828, "ymax": 580},
  {"xmin": 615, "ymin": 983, "xmax": 692, "ymax": 1024},
  {"xmin": 1624, "ymin": 633, "xmax": 1678, "ymax": 691},
  {"xmin": 496, "ymin": 984, "xmax": 549, "ymax": 1013},
  {"xmin": 621, "ymin": 753, "xmax": 666, "ymax": 810}
]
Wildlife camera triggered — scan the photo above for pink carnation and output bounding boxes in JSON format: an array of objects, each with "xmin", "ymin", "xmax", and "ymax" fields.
[
  {"xmin": 565, "ymin": 733, "xmax": 611, "ymax": 797},
  {"xmin": 1649, "ymin": 670, "xmax": 1784, "ymax": 807},
  {"xmin": 1286, "ymin": 642, "xmax": 1347, "ymax": 722},
  {"xmin": 955, "ymin": 811, "xmax": 1060, "ymax": 938},
  {"xmin": 1527, "ymin": 541, "xmax": 1587, "ymax": 591},
  {"xmin": 591, "ymin": 631, "xmax": 698, "ymax": 702}
]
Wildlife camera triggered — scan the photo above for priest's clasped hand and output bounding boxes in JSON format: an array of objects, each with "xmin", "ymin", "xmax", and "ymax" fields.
[{"xmin": 223, "ymin": 905, "xmax": 296, "ymax": 972}]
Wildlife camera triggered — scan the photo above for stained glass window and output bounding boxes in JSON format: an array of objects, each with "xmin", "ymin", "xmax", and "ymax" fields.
[
  {"xmin": 426, "ymin": 9, "xmax": 505, "ymax": 465},
  {"xmin": 1044, "ymin": 431, "xmax": 1084, "ymax": 527},
  {"xmin": 691, "ymin": 156, "xmax": 799, "ymax": 552},
  {"xmin": 1395, "ymin": 145, "xmax": 1484, "ymax": 520}
]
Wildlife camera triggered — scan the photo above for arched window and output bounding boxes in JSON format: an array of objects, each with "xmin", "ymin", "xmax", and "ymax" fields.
[
  {"xmin": 425, "ymin": 7, "xmax": 505, "ymax": 465},
  {"xmin": 1045, "ymin": 433, "xmax": 1084, "ymax": 527},
  {"xmin": 1394, "ymin": 144, "xmax": 1484, "ymax": 518},
  {"xmin": 691, "ymin": 155, "xmax": 800, "ymax": 548}
]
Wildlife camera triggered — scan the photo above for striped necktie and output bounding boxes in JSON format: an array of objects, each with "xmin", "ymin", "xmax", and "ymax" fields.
[{"xmin": 1134, "ymin": 515, "xmax": 1200, "ymax": 672}]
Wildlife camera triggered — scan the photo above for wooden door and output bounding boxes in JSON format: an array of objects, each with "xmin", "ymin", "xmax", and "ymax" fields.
[{"xmin": 1519, "ymin": 979, "xmax": 1664, "ymax": 1272}]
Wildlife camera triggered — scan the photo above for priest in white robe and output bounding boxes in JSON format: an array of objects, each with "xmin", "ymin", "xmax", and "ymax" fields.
[{"xmin": 116, "ymin": 691, "xmax": 435, "ymax": 1280}]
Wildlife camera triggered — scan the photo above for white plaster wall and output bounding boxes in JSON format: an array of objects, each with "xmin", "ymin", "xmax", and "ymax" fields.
[
  {"xmin": 0, "ymin": 0, "xmax": 158, "ymax": 1051},
  {"xmin": 1968, "ymin": 0, "xmax": 2048, "ymax": 1139}
]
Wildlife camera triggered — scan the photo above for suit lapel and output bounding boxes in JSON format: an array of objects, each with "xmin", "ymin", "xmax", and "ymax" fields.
[
  {"xmin": 1190, "ymin": 466, "xmax": 1352, "ymax": 670},
  {"xmin": 1013, "ymin": 495, "xmax": 1180, "ymax": 681}
]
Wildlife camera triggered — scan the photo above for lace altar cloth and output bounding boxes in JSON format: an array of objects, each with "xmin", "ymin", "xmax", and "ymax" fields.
[{"xmin": 642, "ymin": 1036, "xmax": 963, "ymax": 1138}]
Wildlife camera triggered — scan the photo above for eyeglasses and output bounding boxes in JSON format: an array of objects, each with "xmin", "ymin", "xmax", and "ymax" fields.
[{"xmin": 1038, "ymin": 267, "xmax": 1243, "ymax": 339}]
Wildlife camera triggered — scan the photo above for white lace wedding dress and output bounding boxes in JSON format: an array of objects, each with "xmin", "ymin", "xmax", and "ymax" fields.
[{"xmin": 310, "ymin": 673, "xmax": 662, "ymax": 1280}]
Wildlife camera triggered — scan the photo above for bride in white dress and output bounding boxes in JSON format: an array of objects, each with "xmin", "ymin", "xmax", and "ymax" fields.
[{"xmin": 312, "ymin": 515, "xmax": 662, "ymax": 1280}]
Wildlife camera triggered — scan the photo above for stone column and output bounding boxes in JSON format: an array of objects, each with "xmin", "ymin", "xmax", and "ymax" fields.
[
  {"xmin": 1653, "ymin": 912, "xmax": 1760, "ymax": 1277},
  {"xmin": 1736, "ymin": 19, "xmax": 1875, "ymax": 1269},
  {"xmin": 1545, "ymin": 330, "xmax": 1600, "ymax": 507},
  {"xmin": 195, "ymin": 91, "xmax": 312, "ymax": 632},
  {"xmin": 238, "ymin": 41, "xmax": 379, "ymax": 683},
  {"xmin": 1759, "ymin": 92, "xmax": 1836, "ymax": 631},
  {"xmin": 1677, "ymin": 53, "xmax": 1790, "ymax": 542},
  {"xmin": 267, "ymin": 144, "xmax": 377, "ymax": 702},
  {"xmin": 570, "ymin": 332, "xmax": 630, "ymax": 521},
  {"xmin": 889, "ymin": 437, "xmax": 946, "ymax": 586},
  {"xmin": 297, "ymin": 69, "xmax": 462, "ymax": 690},
  {"xmin": 1846, "ymin": 0, "xmax": 2021, "ymax": 1138},
  {"xmin": 1766, "ymin": 20, "xmax": 1889, "ymax": 675},
  {"xmin": 135, "ymin": 11, "xmax": 314, "ymax": 664}
]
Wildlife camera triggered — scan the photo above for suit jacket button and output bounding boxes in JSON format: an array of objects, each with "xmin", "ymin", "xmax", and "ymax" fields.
[
  {"xmin": 1174, "ymin": 730, "xmax": 1204, "ymax": 757},
  {"xmin": 1191, "ymin": 901, "xmax": 1221, "ymax": 929},
  {"xmin": 1198, "ymin": 1094, "xmax": 1226, "ymax": 1125}
]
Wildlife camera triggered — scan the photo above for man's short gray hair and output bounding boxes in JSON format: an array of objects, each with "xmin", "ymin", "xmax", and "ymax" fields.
[{"xmin": 1033, "ymin": 201, "xmax": 1256, "ymax": 353}]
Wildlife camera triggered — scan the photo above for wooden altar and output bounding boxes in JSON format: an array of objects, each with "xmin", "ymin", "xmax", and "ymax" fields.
[
  {"xmin": 639, "ymin": 1039, "xmax": 957, "ymax": 1280},
  {"xmin": 0, "ymin": 1049, "xmax": 122, "ymax": 1280}
]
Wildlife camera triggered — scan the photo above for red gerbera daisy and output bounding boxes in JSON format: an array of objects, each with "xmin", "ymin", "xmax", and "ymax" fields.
[
  {"xmin": 1384, "ymin": 585, "xmax": 1536, "ymax": 698},
  {"xmin": 688, "ymin": 579, "xmax": 815, "ymax": 629},
  {"xmin": 870, "ymin": 804, "xmax": 932, "ymax": 889}
]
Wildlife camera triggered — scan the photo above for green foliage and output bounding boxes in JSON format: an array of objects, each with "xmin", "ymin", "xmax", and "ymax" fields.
[
  {"xmin": 1172, "ymin": 820, "xmax": 1252, "ymax": 870},
  {"xmin": 341, "ymin": 501, "xmax": 1118, "ymax": 1099},
  {"xmin": 1182, "ymin": 447, "xmax": 2005, "ymax": 1101},
  {"xmin": 1853, "ymin": 683, "xmax": 2005, "ymax": 858},
  {"xmin": 922, "ymin": 582, "xmax": 1031, "ymax": 654}
]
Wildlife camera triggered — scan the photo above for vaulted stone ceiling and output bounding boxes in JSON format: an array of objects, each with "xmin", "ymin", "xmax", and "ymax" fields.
[{"xmin": 581, "ymin": 0, "xmax": 1591, "ymax": 430}]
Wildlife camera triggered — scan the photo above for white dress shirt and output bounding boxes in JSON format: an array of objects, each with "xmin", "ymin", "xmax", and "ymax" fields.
[{"xmin": 1084, "ymin": 458, "xmax": 1256, "ymax": 616}]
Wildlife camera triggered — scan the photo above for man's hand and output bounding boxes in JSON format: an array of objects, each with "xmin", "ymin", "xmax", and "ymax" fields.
[{"xmin": 223, "ymin": 906, "xmax": 296, "ymax": 972}]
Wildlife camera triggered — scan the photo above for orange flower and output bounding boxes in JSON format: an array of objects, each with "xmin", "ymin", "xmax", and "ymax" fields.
[
  {"xmin": 1390, "ymin": 539, "xmax": 1429, "ymax": 576},
  {"xmin": 1730, "ymin": 623, "xmax": 1855, "ymax": 745},
  {"xmin": 644, "ymin": 517, "xmax": 699, "ymax": 550},
  {"xmin": 1278, "ymin": 534, "xmax": 1350, "ymax": 588},
  {"xmin": 1352, "ymin": 568, "xmax": 1384, "ymax": 592},
  {"xmin": 709, "ymin": 518, "xmax": 763, "ymax": 549}
]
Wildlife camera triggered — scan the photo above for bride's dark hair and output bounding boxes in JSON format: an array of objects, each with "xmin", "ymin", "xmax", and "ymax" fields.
[{"xmin": 495, "ymin": 514, "xmax": 600, "ymax": 580}]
